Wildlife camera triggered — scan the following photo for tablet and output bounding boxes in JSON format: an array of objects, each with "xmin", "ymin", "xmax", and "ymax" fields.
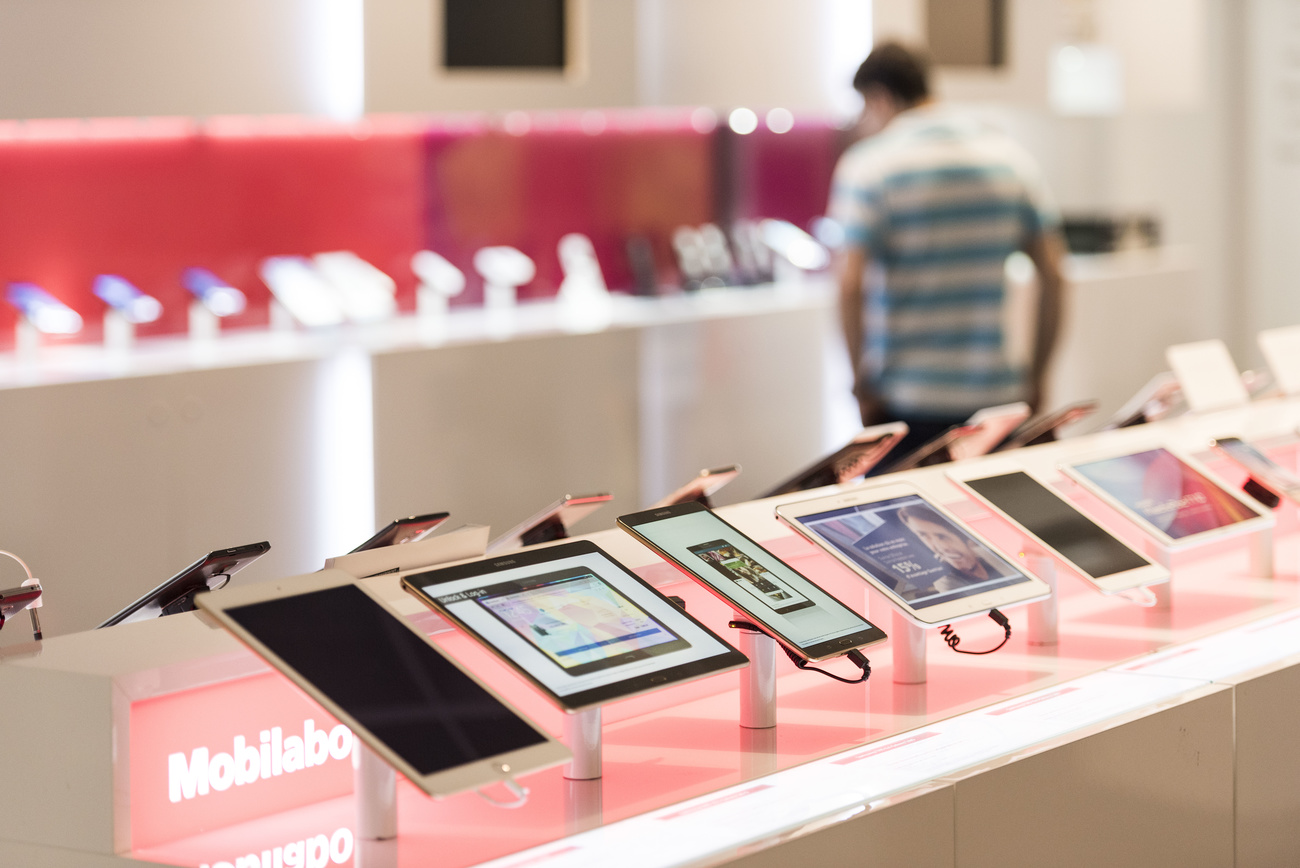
[
  {"xmin": 617, "ymin": 502, "xmax": 888, "ymax": 661},
  {"xmin": 948, "ymin": 464, "xmax": 1168, "ymax": 594},
  {"xmin": 1063, "ymin": 446, "xmax": 1273, "ymax": 550},
  {"xmin": 402, "ymin": 539, "xmax": 747, "ymax": 710},
  {"xmin": 761, "ymin": 423, "xmax": 907, "ymax": 497},
  {"xmin": 774, "ymin": 482, "xmax": 1051, "ymax": 626},
  {"xmin": 196, "ymin": 570, "xmax": 569, "ymax": 798}
]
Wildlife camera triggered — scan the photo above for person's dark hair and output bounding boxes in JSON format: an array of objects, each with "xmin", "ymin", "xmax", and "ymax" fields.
[
  {"xmin": 852, "ymin": 42, "xmax": 931, "ymax": 106},
  {"xmin": 897, "ymin": 504, "xmax": 948, "ymax": 531}
]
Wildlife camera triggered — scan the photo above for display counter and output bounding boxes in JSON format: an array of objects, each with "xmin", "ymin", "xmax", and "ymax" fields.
[{"xmin": 4, "ymin": 393, "xmax": 1300, "ymax": 867}]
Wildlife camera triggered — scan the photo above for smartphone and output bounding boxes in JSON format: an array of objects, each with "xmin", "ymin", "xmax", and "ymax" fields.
[
  {"xmin": 887, "ymin": 424, "xmax": 980, "ymax": 472},
  {"xmin": 762, "ymin": 423, "xmax": 908, "ymax": 497},
  {"xmin": 1103, "ymin": 373, "xmax": 1184, "ymax": 429},
  {"xmin": 1211, "ymin": 437, "xmax": 1300, "ymax": 503},
  {"xmin": 97, "ymin": 542, "xmax": 271, "ymax": 628},
  {"xmin": 947, "ymin": 403, "xmax": 1031, "ymax": 461},
  {"xmin": 995, "ymin": 400, "xmax": 1099, "ymax": 452},
  {"xmin": 617, "ymin": 502, "xmax": 887, "ymax": 662},
  {"xmin": 0, "ymin": 585, "xmax": 42, "ymax": 629},
  {"xmin": 949, "ymin": 465, "xmax": 1168, "ymax": 594},
  {"xmin": 486, "ymin": 493, "xmax": 613, "ymax": 554},
  {"xmin": 350, "ymin": 512, "xmax": 451, "ymax": 553},
  {"xmin": 651, "ymin": 465, "xmax": 741, "ymax": 509}
]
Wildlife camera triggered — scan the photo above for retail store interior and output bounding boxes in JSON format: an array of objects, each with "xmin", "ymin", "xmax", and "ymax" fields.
[{"xmin": 4, "ymin": 1, "xmax": 1300, "ymax": 866}]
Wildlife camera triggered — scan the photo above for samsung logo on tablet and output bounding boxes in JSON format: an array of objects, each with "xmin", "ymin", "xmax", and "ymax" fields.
[
  {"xmin": 199, "ymin": 826, "xmax": 353, "ymax": 868},
  {"xmin": 494, "ymin": 559, "xmax": 517, "ymax": 566},
  {"xmin": 168, "ymin": 718, "xmax": 354, "ymax": 803}
]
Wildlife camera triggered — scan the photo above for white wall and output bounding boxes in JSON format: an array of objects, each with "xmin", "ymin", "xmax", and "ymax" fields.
[{"xmin": 0, "ymin": 0, "xmax": 354, "ymax": 119}]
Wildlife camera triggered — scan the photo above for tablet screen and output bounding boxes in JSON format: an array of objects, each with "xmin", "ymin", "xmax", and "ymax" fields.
[
  {"xmin": 793, "ymin": 494, "xmax": 1034, "ymax": 610},
  {"xmin": 620, "ymin": 507, "xmax": 885, "ymax": 658},
  {"xmin": 1070, "ymin": 448, "xmax": 1259, "ymax": 541},
  {"xmin": 962, "ymin": 471, "xmax": 1151, "ymax": 579},
  {"xmin": 225, "ymin": 584, "xmax": 547, "ymax": 777},
  {"xmin": 409, "ymin": 546, "xmax": 743, "ymax": 707}
]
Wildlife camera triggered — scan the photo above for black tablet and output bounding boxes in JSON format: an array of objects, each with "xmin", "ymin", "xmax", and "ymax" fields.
[{"xmin": 402, "ymin": 539, "xmax": 748, "ymax": 711}]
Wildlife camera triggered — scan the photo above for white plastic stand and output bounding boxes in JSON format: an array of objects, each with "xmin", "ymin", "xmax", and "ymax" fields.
[
  {"xmin": 1025, "ymin": 554, "xmax": 1060, "ymax": 647},
  {"xmin": 564, "ymin": 778, "xmax": 603, "ymax": 834},
  {"xmin": 354, "ymin": 743, "xmax": 397, "ymax": 840},
  {"xmin": 735, "ymin": 619, "xmax": 777, "ymax": 729},
  {"xmin": 1250, "ymin": 526, "xmax": 1275, "ymax": 578},
  {"xmin": 564, "ymin": 707, "xmax": 602, "ymax": 780},
  {"xmin": 416, "ymin": 285, "xmax": 451, "ymax": 344},
  {"xmin": 892, "ymin": 609, "xmax": 928, "ymax": 685},
  {"xmin": 739, "ymin": 726, "xmax": 778, "ymax": 779},
  {"xmin": 269, "ymin": 299, "xmax": 296, "ymax": 333},
  {"xmin": 15, "ymin": 319, "xmax": 39, "ymax": 364},
  {"xmin": 102, "ymin": 310, "xmax": 134, "ymax": 354},
  {"xmin": 484, "ymin": 284, "xmax": 517, "ymax": 340},
  {"xmin": 1151, "ymin": 547, "xmax": 1174, "ymax": 610},
  {"xmin": 188, "ymin": 300, "xmax": 219, "ymax": 341}
]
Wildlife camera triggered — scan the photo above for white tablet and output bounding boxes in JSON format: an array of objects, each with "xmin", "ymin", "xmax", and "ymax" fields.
[
  {"xmin": 948, "ymin": 463, "xmax": 1169, "ymax": 594},
  {"xmin": 196, "ymin": 569, "xmax": 569, "ymax": 799},
  {"xmin": 774, "ymin": 481, "xmax": 1051, "ymax": 627},
  {"xmin": 401, "ymin": 539, "xmax": 748, "ymax": 711},
  {"xmin": 1063, "ymin": 446, "xmax": 1273, "ymax": 550}
]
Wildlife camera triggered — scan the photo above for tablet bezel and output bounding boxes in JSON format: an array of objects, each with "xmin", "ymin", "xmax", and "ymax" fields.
[
  {"xmin": 1060, "ymin": 445, "xmax": 1274, "ymax": 551},
  {"xmin": 617, "ymin": 501, "xmax": 889, "ymax": 661},
  {"xmin": 195, "ymin": 569, "xmax": 570, "ymax": 799},
  {"xmin": 401, "ymin": 539, "xmax": 749, "ymax": 711},
  {"xmin": 946, "ymin": 463, "xmax": 1170, "ymax": 595},
  {"xmin": 774, "ymin": 480, "xmax": 1051, "ymax": 627}
]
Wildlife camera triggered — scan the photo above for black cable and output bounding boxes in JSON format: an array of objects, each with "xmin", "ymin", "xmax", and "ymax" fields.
[
  {"xmin": 728, "ymin": 620, "xmax": 872, "ymax": 684},
  {"xmin": 939, "ymin": 609, "xmax": 1012, "ymax": 655}
]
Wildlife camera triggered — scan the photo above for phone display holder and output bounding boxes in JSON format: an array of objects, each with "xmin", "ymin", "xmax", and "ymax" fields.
[
  {"xmin": 1024, "ymin": 553, "xmax": 1059, "ymax": 647},
  {"xmin": 187, "ymin": 300, "xmax": 220, "ymax": 344},
  {"xmin": 564, "ymin": 706, "xmax": 603, "ymax": 780},
  {"xmin": 891, "ymin": 610, "xmax": 928, "ymax": 685},
  {"xmin": 412, "ymin": 250, "xmax": 466, "ymax": 345},
  {"xmin": 355, "ymin": 743, "xmax": 397, "ymax": 840},
  {"xmin": 733, "ymin": 615, "xmax": 777, "ymax": 729},
  {"xmin": 103, "ymin": 309, "xmax": 134, "ymax": 355}
]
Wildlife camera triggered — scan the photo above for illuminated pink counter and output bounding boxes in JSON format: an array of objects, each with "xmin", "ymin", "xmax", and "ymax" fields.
[{"xmin": 6, "ymin": 400, "xmax": 1300, "ymax": 867}]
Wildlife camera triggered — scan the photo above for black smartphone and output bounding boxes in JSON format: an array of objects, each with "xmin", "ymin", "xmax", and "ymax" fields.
[
  {"xmin": 97, "ymin": 542, "xmax": 271, "ymax": 628},
  {"xmin": 349, "ymin": 512, "xmax": 451, "ymax": 553}
]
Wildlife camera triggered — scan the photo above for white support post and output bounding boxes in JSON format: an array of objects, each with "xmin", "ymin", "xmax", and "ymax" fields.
[
  {"xmin": 563, "ymin": 706, "xmax": 603, "ymax": 780},
  {"xmin": 1250, "ymin": 526, "xmax": 1275, "ymax": 578},
  {"xmin": 892, "ymin": 609, "xmax": 927, "ymax": 684},
  {"xmin": 739, "ymin": 725, "xmax": 778, "ymax": 779},
  {"xmin": 355, "ymin": 743, "xmax": 397, "ymax": 841},
  {"xmin": 1025, "ymin": 554, "xmax": 1060, "ymax": 647},
  {"xmin": 102, "ymin": 310, "xmax": 134, "ymax": 355},
  {"xmin": 1150, "ymin": 546, "xmax": 1174, "ymax": 610},
  {"xmin": 736, "ymin": 621, "xmax": 778, "ymax": 729},
  {"xmin": 564, "ymin": 778, "xmax": 604, "ymax": 834}
]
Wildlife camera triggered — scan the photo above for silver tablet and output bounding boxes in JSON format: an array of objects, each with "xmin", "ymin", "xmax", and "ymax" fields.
[
  {"xmin": 774, "ymin": 481, "xmax": 1051, "ymax": 627},
  {"xmin": 948, "ymin": 462, "xmax": 1169, "ymax": 594},
  {"xmin": 1062, "ymin": 446, "xmax": 1273, "ymax": 551},
  {"xmin": 196, "ymin": 569, "xmax": 570, "ymax": 798}
]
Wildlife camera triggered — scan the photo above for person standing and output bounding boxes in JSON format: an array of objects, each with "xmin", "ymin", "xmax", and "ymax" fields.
[{"xmin": 829, "ymin": 42, "xmax": 1067, "ymax": 465}]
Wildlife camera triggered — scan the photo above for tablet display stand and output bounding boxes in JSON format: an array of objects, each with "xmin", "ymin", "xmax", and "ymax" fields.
[
  {"xmin": 891, "ymin": 610, "xmax": 928, "ymax": 685},
  {"xmin": 734, "ymin": 616, "xmax": 777, "ymax": 729},
  {"xmin": 565, "ymin": 778, "xmax": 603, "ymax": 834},
  {"xmin": 1146, "ymin": 524, "xmax": 1274, "ymax": 613},
  {"xmin": 564, "ymin": 707, "xmax": 602, "ymax": 780},
  {"xmin": 1024, "ymin": 553, "xmax": 1059, "ymax": 647},
  {"xmin": 355, "ymin": 743, "xmax": 397, "ymax": 840}
]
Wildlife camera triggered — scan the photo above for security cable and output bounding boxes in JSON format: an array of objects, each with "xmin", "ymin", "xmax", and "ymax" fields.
[{"xmin": 939, "ymin": 608, "xmax": 1011, "ymax": 655}]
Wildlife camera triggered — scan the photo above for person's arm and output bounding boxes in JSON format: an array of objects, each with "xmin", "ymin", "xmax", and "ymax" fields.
[
  {"xmin": 837, "ymin": 246, "xmax": 885, "ymax": 424},
  {"xmin": 1021, "ymin": 230, "xmax": 1067, "ymax": 412}
]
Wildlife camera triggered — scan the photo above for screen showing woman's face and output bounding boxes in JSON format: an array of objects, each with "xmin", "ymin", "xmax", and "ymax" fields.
[{"xmin": 904, "ymin": 517, "xmax": 982, "ymax": 574}]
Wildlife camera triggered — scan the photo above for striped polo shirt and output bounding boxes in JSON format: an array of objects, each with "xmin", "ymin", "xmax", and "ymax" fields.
[{"xmin": 829, "ymin": 105, "xmax": 1057, "ymax": 418}]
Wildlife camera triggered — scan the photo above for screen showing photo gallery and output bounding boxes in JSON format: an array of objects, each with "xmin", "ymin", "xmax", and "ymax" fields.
[
  {"xmin": 628, "ymin": 511, "xmax": 873, "ymax": 650},
  {"xmin": 799, "ymin": 495, "xmax": 1032, "ymax": 610},
  {"xmin": 416, "ymin": 552, "xmax": 725, "ymax": 698}
]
